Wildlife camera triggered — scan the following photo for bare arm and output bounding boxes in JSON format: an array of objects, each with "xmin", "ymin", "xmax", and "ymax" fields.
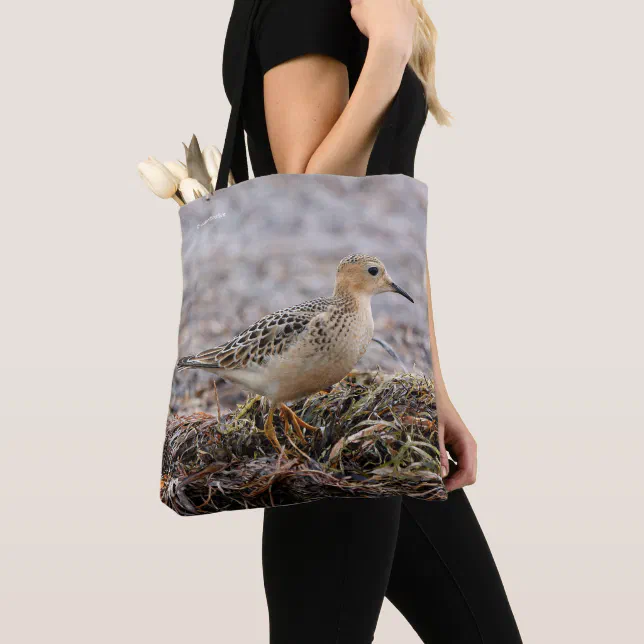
[
  {"xmin": 264, "ymin": 42, "xmax": 407, "ymax": 175},
  {"xmin": 426, "ymin": 268, "xmax": 477, "ymax": 490}
]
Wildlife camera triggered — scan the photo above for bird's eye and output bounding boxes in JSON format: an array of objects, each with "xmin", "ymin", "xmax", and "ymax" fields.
[{"xmin": 368, "ymin": 267, "xmax": 379, "ymax": 276}]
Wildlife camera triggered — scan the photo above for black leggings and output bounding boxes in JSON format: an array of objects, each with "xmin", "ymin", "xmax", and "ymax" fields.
[{"xmin": 263, "ymin": 491, "xmax": 522, "ymax": 643}]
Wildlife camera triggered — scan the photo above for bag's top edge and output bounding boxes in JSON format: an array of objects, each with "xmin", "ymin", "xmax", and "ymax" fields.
[{"xmin": 178, "ymin": 172, "xmax": 428, "ymax": 217}]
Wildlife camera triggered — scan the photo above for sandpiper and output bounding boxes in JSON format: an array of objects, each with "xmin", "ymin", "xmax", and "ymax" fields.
[{"xmin": 176, "ymin": 254, "xmax": 414, "ymax": 452}]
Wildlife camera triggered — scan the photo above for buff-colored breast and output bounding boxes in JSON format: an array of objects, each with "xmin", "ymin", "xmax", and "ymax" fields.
[{"xmin": 259, "ymin": 303, "xmax": 374, "ymax": 403}]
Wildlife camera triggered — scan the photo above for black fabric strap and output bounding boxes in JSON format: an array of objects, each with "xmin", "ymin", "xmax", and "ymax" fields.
[
  {"xmin": 216, "ymin": 0, "xmax": 399, "ymax": 190},
  {"xmin": 216, "ymin": 0, "xmax": 260, "ymax": 191},
  {"xmin": 367, "ymin": 89, "xmax": 401, "ymax": 176}
]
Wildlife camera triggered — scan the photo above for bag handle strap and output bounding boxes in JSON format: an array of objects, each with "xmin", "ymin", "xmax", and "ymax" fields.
[
  {"xmin": 215, "ymin": 0, "xmax": 261, "ymax": 191},
  {"xmin": 216, "ymin": 0, "xmax": 400, "ymax": 190},
  {"xmin": 366, "ymin": 89, "xmax": 401, "ymax": 176}
]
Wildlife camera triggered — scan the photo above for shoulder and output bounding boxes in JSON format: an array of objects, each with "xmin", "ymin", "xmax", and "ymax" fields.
[
  {"xmin": 253, "ymin": 0, "xmax": 360, "ymax": 74},
  {"xmin": 254, "ymin": 0, "xmax": 353, "ymax": 26}
]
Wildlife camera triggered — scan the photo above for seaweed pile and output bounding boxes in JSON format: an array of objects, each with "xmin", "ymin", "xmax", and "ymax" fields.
[{"xmin": 161, "ymin": 371, "xmax": 447, "ymax": 515}]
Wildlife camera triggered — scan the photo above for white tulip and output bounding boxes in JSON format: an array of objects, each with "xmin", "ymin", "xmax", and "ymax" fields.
[
  {"xmin": 137, "ymin": 157, "xmax": 179, "ymax": 199},
  {"xmin": 180, "ymin": 178, "xmax": 209, "ymax": 203},
  {"xmin": 202, "ymin": 145, "xmax": 222, "ymax": 179},
  {"xmin": 202, "ymin": 144, "xmax": 235, "ymax": 187},
  {"xmin": 164, "ymin": 160, "xmax": 189, "ymax": 182}
]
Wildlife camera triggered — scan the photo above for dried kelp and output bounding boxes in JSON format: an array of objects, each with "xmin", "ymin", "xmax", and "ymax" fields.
[{"xmin": 161, "ymin": 371, "xmax": 447, "ymax": 515}]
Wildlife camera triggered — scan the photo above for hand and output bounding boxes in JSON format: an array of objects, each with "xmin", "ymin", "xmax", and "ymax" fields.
[
  {"xmin": 436, "ymin": 390, "xmax": 478, "ymax": 492},
  {"xmin": 350, "ymin": 0, "xmax": 417, "ymax": 63}
]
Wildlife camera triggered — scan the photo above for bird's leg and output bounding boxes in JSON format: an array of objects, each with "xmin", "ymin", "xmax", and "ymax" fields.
[
  {"xmin": 281, "ymin": 404, "xmax": 319, "ymax": 441},
  {"xmin": 278, "ymin": 406, "xmax": 292, "ymax": 438},
  {"xmin": 263, "ymin": 404, "xmax": 283, "ymax": 453},
  {"xmin": 280, "ymin": 405, "xmax": 305, "ymax": 443}
]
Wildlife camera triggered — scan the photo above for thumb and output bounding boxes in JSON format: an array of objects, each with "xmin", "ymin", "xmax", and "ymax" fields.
[{"xmin": 438, "ymin": 421, "xmax": 449, "ymax": 479}]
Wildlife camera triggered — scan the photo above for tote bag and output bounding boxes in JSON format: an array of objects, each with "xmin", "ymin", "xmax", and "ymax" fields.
[{"xmin": 161, "ymin": 0, "xmax": 446, "ymax": 515}]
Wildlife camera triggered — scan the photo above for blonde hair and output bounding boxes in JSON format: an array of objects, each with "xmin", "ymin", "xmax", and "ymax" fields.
[{"xmin": 410, "ymin": 0, "xmax": 451, "ymax": 126}]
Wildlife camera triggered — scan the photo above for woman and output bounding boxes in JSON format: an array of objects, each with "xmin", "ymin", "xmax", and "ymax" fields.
[{"xmin": 222, "ymin": 1, "xmax": 523, "ymax": 642}]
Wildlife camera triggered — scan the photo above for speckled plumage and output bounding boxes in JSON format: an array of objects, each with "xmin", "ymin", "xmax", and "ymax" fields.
[{"xmin": 176, "ymin": 254, "xmax": 414, "ymax": 450}]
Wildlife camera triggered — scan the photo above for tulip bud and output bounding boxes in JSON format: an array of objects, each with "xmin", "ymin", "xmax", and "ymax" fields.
[
  {"xmin": 164, "ymin": 160, "xmax": 189, "ymax": 182},
  {"xmin": 202, "ymin": 144, "xmax": 235, "ymax": 187},
  {"xmin": 179, "ymin": 178, "xmax": 209, "ymax": 203},
  {"xmin": 202, "ymin": 145, "xmax": 222, "ymax": 179},
  {"xmin": 137, "ymin": 157, "xmax": 178, "ymax": 199}
]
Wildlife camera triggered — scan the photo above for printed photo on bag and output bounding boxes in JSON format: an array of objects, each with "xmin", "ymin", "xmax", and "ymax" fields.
[{"xmin": 161, "ymin": 174, "xmax": 446, "ymax": 514}]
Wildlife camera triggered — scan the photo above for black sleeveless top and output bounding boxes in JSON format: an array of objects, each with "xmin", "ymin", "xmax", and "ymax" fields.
[{"xmin": 222, "ymin": 0, "xmax": 428, "ymax": 179}]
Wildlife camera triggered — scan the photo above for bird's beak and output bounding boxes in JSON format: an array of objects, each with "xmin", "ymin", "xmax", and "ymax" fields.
[{"xmin": 390, "ymin": 281, "xmax": 414, "ymax": 303}]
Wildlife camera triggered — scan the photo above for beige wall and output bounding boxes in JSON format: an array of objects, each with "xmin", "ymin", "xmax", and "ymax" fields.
[{"xmin": 1, "ymin": 1, "xmax": 642, "ymax": 642}]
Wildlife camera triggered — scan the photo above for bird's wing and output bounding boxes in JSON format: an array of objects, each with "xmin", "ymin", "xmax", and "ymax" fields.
[{"xmin": 181, "ymin": 297, "xmax": 333, "ymax": 371}]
